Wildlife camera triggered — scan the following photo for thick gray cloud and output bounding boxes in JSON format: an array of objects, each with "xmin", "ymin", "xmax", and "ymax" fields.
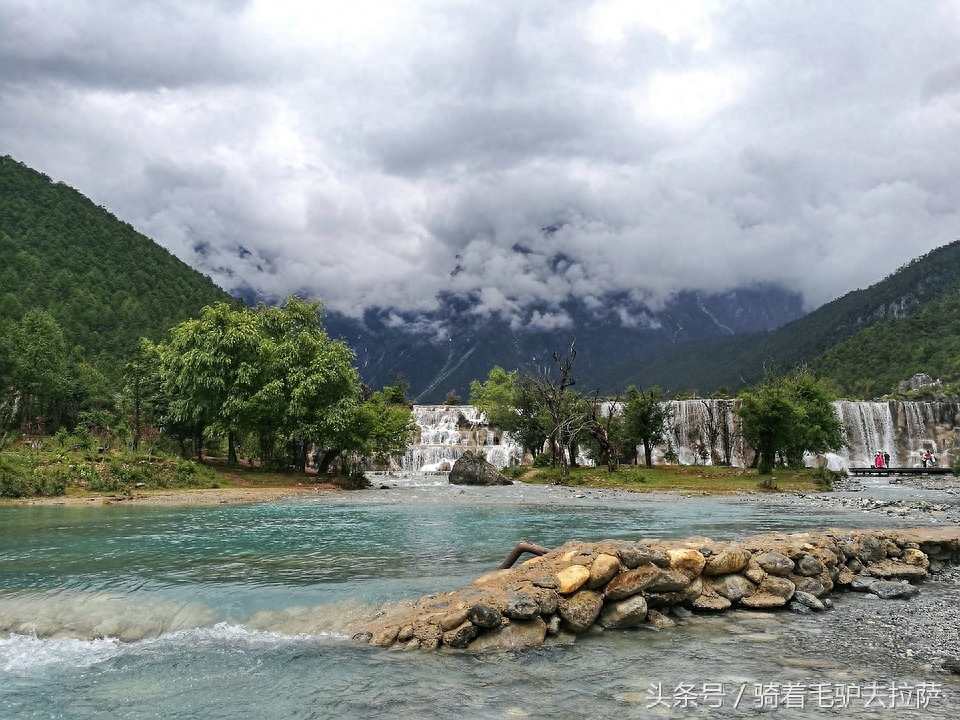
[{"xmin": 2, "ymin": 0, "xmax": 958, "ymax": 323}]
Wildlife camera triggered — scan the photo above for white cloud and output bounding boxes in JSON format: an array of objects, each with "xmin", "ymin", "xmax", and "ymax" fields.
[{"xmin": 2, "ymin": 0, "xmax": 959, "ymax": 326}]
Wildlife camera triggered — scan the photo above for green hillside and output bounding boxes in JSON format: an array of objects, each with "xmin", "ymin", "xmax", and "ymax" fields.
[
  {"xmin": 605, "ymin": 239, "xmax": 960, "ymax": 397},
  {"xmin": 811, "ymin": 288, "xmax": 960, "ymax": 397},
  {"xmin": 0, "ymin": 155, "xmax": 235, "ymax": 367}
]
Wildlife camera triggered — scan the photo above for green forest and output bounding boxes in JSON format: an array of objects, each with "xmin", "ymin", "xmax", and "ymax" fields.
[{"xmin": 0, "ymin": 156, "xmax": 235, "ymax": 367}]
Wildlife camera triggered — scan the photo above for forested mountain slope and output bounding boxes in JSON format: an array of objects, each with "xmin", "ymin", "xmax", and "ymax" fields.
[
  {"xmin": 811, "ymin": 288, "xmax": 960, "ymax": 397},
  {"xmin": 0, "ymin": 156, "xmax": 235, "ymax": 366},
  {"xmin": 604, "ymin": 239, "xmax": 960, "ymax": 396}
]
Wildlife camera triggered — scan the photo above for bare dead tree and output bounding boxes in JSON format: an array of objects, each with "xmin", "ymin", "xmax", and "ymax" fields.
[{"xmin": 533, "ymin": 343, "xmax": 586, "ymax": 476}]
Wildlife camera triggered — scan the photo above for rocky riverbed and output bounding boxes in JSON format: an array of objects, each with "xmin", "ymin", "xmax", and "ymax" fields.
[{"xmin": 354, "ymin": 472, "xmax": 960, "ymax": 684}]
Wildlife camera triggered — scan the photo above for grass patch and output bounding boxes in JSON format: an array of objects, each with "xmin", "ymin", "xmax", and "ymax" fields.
[
  {"xmin": 0, "ymin": 444, "xmax": 364, "ymax": 501},
  {"xmin": 514, "ymin": 464, "xmax": 825, "ymax": 494}
]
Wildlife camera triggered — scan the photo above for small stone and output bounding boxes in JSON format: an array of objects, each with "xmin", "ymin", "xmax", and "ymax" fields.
[
  {"xmin": 711, "ymin": 574, "xmax": 757, "ymax": 602},
  {"xmin": 467, "ymin": 604, "xmax": 502, "ymax": 629},
  {"xmin": 644, "ymin": 609, "xmax": 676, "ymax": 630},
  {"xmin": 604, "ymin": 564, "xmax": 659, "ymax": 600},
  {"xmin": 556, "ymin": 565, "xmax": 591, "ymax": 594},
  {"xmin": 754, "ymin": 551, "xmax": 795, "ymax": 577},
  {"xmin": 468, "ymin": 618, "xmax": 547, "ymax": 652},
  {"xmin": 587, "ymin": 553, "xmax": 622, "ymax": 589},
  {"xmin": 792, "ymin": 591, "xmax": 826, "ymax": 611},
  {"xmin": 647, "ymin": 568, "xmax": 692, "ymax": 593},
  {"xmin": 503, "ymin": 592, "xmax": 541, "ymax": 620},
  {"xmin": 667, "ymin": 548, "xmax": 706, "ymax": 579},
  {"xmin": 442, "ymin": 621, "xmax": 478, "ymax": 648},
  {"xmin": 439, "ymin": 609, "xmax": 469, "ymax": 631},
  {"xmin": 871, "ymin": 581, "xmax": 920, "ymax": 600},
  {"xmin": 598, "ymin": 595, "xmax": 649, "ymax": 629},
  {"xmin": 902, "ymin": 548, "xmax": 929, "ymax": 568},
  {"xmin": 795, "ymin": 555, "xmax": 824, "ymax": 577},
  {"xmin": 559, "ymin": 590, "xmax": 604, "ymax": 633},
  {"xmin": 703, "ymin": 549, "xmax": 752, "ymax": 576}
]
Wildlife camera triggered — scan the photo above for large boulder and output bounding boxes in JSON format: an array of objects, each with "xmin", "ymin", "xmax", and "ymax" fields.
[{"xmin": 448, "ymin": 451, "xmax": 513, "ymax": 486}]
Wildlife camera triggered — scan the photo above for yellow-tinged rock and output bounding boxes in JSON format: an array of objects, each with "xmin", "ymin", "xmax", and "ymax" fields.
[
  {"xmin": 667, "ymin": 548, "xmax": 706, "ymax": 579},
  {"xmin": 587, "ymin": 553, "xmax": 621, "ymax": 589},
  {"xmin": 556, "ymin": 564, "xmax": 591, "ymax": 594},
  {"xmin": 703, "ymin": 549, "xmax": 752, "ymax": 576},
  {"xmin": 902, "ymin": 548, "xmax": 929, "ymax": 568}
]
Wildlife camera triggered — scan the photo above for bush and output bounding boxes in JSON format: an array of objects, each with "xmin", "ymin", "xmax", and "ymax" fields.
[
  {"xmin": 332, "ymin": 473, "xmax": 372, "ymax": 490},
  {"xmin": 812, "ymin": 466, "xmax": 843, "ymax": 490},
  {"xmin": 500, "ymin": 465, "xmax": 529, "ymax": 479},
  {"xmin": 758, "ymin": 477, "xmax": 779, "ymax": 491},
  {"xmin": 532, "ymin": 452, "xmax": 552, "ymax": 468},
  {"xmin": 0, "ymin": 471, "xmax": 66, "ymax": 498}
]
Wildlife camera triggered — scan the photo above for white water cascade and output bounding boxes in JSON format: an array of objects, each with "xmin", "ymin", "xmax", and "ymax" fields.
[
  {"xmin": 829, "ymin": 400, "xmax": 960, "ymax": 469},
  {"xmin": 400, "ymin": 405, "xmax": 523, "ymax": 471},
  {"xmin": 402, "ymin": 401, "xmax": 960, "ymax": 472}
]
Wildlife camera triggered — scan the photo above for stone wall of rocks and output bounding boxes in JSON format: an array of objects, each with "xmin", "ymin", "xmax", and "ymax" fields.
[{"xmin": 357, "ymin": 527, "xmax": 960, "ymax": 652}]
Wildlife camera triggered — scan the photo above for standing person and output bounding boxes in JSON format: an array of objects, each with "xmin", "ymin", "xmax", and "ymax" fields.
[
  {"xmin": 875, "ymin": 451, "xmax": 884, "ymax": 468},
  {"xmin": 883, "ymin": 451, "xmax": 890, "ymax": 468},
  {"xmin": 923, "ymin": 450, "xmax": 932, "ymax": 467}
]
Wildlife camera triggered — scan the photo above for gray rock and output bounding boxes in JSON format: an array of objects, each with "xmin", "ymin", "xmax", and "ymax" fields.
[
  {"xmin": 795, "ymin": 555, "xmax": 825, "ymax": 577},
  {"xmin": 793, "ymin": 591, "xmax": 826, "ymax": 611},
  {"xmin": 467, "ymin": 604, "xmax": 502, "ymax": 629},
  {"xmin": 503, "ymin": 592, "xmax": 540, "ymax": 620},
  {"xmin": 448, "ymin": 451, "xmax": 513, "ymax": 486},
  {"xmin": 871, "ymin": 581, "xmax": 920, "ymax": 600},
  {"xmin": 849, "ymin": 576, "xmax": 878, "ymax": 592},
  {"xmin": 755, "ymin": 551, "xmax": 795, "ymax": 576},
  {"xmin": 598, "ymin": 595, "xmax": 649, "ymax": 629},
  {"xmin": 559, "ymin": 590, "xmax": 604, "ymax": 633}
]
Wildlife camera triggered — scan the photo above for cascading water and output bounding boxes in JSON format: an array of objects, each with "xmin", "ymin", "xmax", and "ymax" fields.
[
  {"xmin": 829, "ymin": 400, "xmax": 959, "ymax": 469},
  {"xmin": 403, "ymin": 401, "xmax": 960, "ymax": 471},
  {"xmin": 401, "ymin": 405, "xmax": 523, "ymax": 471}
]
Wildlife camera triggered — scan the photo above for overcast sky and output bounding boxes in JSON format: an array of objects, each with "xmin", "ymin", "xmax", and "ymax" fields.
[{"xmin": 2, "ymin": 1, "xmax": 959, "ymax": 327}]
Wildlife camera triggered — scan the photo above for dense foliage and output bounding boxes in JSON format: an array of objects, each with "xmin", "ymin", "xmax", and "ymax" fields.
[
  {"xmin": 470, "ymin": 356, "xmax": 670, "ymax": 473},
  {"xmin": 151, "ymin": 298, "xmax": 414, "ymax": 472},
  {"xmin": 736, "ymin": 368, "xmax": 844, "ymax": 474},
  {"xmin": 0, "ymin": 156, "xmax": 235, "ymax": 370},
  {"xmin": 812, "ymin": 289, "xmax": 960, "ymax": 397}
]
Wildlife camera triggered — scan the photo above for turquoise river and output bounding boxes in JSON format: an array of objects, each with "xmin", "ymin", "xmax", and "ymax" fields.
[{"xmin": 1, "ymin": 475, "xmax": 958, "ymax": 718}]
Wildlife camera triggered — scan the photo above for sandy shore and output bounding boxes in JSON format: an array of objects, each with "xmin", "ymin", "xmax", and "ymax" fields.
[{"xmin": 1, "ymin": 484, "xmax": 342, "ymax": 508}]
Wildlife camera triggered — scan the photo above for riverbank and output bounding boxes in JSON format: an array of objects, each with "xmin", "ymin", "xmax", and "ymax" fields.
[{"xmin": 1, "ymin": 484, "xmax": 341, "ymax": 507}]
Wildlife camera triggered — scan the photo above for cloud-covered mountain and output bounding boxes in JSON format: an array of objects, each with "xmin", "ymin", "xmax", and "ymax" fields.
[
  {"xmin": 2, "ymin": 1, "xmax": 959, "ymax": 332},
  {"xmin": 321, "ymin": 282, "xmax": 804, "ymax": 402}
]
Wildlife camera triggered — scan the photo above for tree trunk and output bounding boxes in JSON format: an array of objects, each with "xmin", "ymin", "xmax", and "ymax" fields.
[
  {"xmin": 228, "ymin": 432, "xmax": 238, "ymax": 466},
  {"xmin": 643, "ymin": 440, "xmax": 654, "ymax": 468},
  {"xmin": 317, "ymin": 448, "xmax": 341, "ymax": 475}
]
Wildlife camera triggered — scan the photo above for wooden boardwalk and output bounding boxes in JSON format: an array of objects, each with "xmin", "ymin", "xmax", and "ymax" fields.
[{"xmin": 847, "ymin": 466, "xmax": 953, "ymax": 477}]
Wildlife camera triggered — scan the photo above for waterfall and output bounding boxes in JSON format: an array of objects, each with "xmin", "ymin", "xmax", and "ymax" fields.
[
  {"xmin": 662, "ymin": 399, "xmax": 749, "ymax": 467},
  {"xmin": 402, "ymin": 401, "xmax": 959, "ymax": 472},
  {"xmin": 401, "ymin": 405, "xmax": 523, "ymax": 471}
]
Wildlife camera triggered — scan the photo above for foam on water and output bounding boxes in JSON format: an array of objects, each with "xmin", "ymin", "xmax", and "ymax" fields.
[{"xmin": 1, "ymin": 633, "xmax": 124, "ymax": 676}]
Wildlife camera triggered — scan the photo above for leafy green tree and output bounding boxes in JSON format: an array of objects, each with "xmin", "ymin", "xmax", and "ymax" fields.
[
  {"xmin": 250, "ymin": 298, "xmax": 360, "ymax": 470},
  {"xmin": 470, "ymin": 366, "xmax": 548, "ymax": 458},
  {"xmin": 737, "ymin": 368, "xmax": 844, "ymax": 474},
  {"xmin": 155, "ymin": 297, "xmax": 378, "ymax": 473},
  {"xmin": 9, "ymin": 310, "xmax": 70, "ymax": 435},
  {"xmin": 623, "ymin": 385, "xmax": 670, "ymax": 468},
  {"xmin": 161, "ymin": 302, "xmax": 260, "ymax": 463}
]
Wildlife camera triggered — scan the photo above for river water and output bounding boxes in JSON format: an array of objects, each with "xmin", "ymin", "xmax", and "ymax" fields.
[{"xmin": 2, "ymin": 474, "xmax": 958, "ymax": 718}]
